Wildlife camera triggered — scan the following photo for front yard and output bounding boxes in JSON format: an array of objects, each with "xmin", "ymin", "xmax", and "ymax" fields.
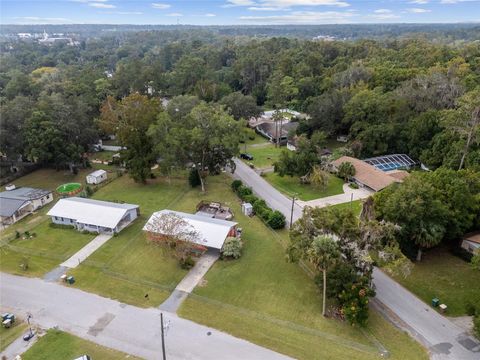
[
  {"xmin": 242, "ymin": 143, "xmax": 284, "ymax": 169},
  {"xmin": 263, "ymin": 172, "xmax": 345, "ymax": 201},
  {"xmin": 389, "ymin": 247, "xmax": 480, "ymax": 316},
  {"xmin": 0, "ymin": 221, "xmax": 94, "ymax": 277},
  {"xmin": 0, "ymin": 320, "xmax": 27, "ymax": 352},
  {"xmin": 22, "ymin": 330, "xmax": 139, "ymax": 360}
]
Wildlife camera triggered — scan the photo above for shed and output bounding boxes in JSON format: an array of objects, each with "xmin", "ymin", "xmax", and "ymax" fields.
[
  {"xmin": 242, "ymin": 203, "xmax": 253, "ymax": 216},
  {"xmin": 86, "ymin": 169, "xmax": 107, "ymax": 185}
]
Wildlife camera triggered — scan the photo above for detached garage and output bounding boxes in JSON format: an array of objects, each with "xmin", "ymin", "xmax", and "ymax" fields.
[{"xmin": 86, "ymin": 169, "xmax": 107, "ymax": 185}]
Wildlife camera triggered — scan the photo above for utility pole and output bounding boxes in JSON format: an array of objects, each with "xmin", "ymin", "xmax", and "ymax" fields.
[
  {"xmin": 290, "ymin": 195, "xmax": 296, "ymax": 226},
  {"xmin": 27, "ymin": 313, "xmax": 33, "ymax": 336},
  {"xmin": 161, "ymin": 312, "xmax": 166, "ymax": 360}
]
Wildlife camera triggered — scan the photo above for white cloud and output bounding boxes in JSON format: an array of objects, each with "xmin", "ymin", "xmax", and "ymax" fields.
[
  {"xmin": 240, "ymin": 10, "xmax": 355, "ymax": 24},
  {"xmin": 440, "ymin": 0, "xmax": 477, "ymax": 3},
  {"xmin": 409, "ymin": 0, "xmax": 428, "ymax": 3},
  {"xmin": 407, "ymin": 7, "xmax": 431, "ymax": 12},
  {"xmin": 88, "ymin": 2, "xmax": 116, "ymax": 8},
  {"xmin": 374, "ymin": 9, "xmax": 392, "ymax": 13},
  {"xmin": 14, "ymin": 16, "xmax": 72, "ymax": 24},
  {"xmin": 204, "ymin": 13, "xmax": 216, "ymax": 17},
  {"xmin": 227, "ymin": 0, "xmax": 350, "ymax": 9},
  {"xmin": 248, "ymin": 6, "xmax": 285, "ymax": 10},
  {"xmin": 151, "ymin": 3, "xmax": 171, "ymax": 9},
  {"xmin": 223, "ymin": 0, "xmax": 256, "ymax": 7},
  {"xmin": 105, "ymin": 11, "xmax": 143, "ymax": 15},
  {"xmin": 166, "ymin": 12, "xmax": 183, "ymax": 16}
]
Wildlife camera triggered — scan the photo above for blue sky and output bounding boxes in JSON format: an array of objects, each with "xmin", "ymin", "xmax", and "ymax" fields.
[{"xmin": 1, "ymin": 0, "xmax": 479, "ymax": 25}]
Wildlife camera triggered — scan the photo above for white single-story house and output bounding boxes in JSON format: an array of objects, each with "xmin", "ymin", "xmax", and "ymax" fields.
[
  {"xmin": 143, "ymin": 209, "xmax": 238, "ymax": 252},
  {"xmin": 461, "ymin": 233, "xmax": 480, "ymax": 254},
  {"xmin": 0, "ymin": 186, "xmax": 53, "ymax": 227},
  {"xmin": 47, "ymin": 197, "xmax": 139, "ymax": 234},
  {"xmin": 86, "ymin": 169, "xmax": 107, "ymax": 185}
]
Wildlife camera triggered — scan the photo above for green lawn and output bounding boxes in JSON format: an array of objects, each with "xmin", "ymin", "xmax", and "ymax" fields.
[
  {"xmin": 0, "ymin": 221, "xmax": 94, "ymax": 277},
  {"xmin": 241, "ymin": 128, "xmax": 269, "ymax": 146},
  {"xmin": 242, "ymin": 143, "xmax": 284, "ymax": 169},
  {"xmin": 22, "ymin": 330, "xmax": 139, "ymax": 360},
  {"xmin": 177, "ymin": 176, "xmax": 427, "ymax": 360},
  {"xmin": 69, "ymin": 175, "xmax": 190, "ymax": 307},
  {"xmin": 389, "ymin": 247, "xmax": 480, "ymax": 316},
  {"xmin": 263, "ymin": 172, "xmax": 344, "ymax": 201},
  {"xmin": 329, "ymin": 199, "xmax": 363, "ymax": 215},
  {"xmin": 0, "ymin": 321, "xmax": 27, "ymax": 352},
  {"xmin": 11, "ymin": 168, "xmax": 92, "ymax": 192},
  {"xmin": 89, "ymin": 150, "xmax": 117, "ymax": 162}
]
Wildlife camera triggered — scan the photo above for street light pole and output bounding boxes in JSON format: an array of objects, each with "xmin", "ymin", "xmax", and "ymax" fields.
[
  {"xmin": 161, "ymin": 312, "xmax": 166, "ymax": 360},
  {"xmin": 27, "ymin": 314, "xmax": 33, "ymax": 336},
  {"xmin": 290, "ymin": 195, "xmax": 296, "ymax": 227}
]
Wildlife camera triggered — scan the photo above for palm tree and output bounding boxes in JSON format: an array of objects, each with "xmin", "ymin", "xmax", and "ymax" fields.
[{"xmin": 307, "ymin": 235, "xmax": 341, "ymax": 316}]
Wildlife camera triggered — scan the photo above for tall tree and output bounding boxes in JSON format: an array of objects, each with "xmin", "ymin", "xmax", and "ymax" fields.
[
  {"xmin": 219, "ymin": 92, "xmax": 261, "ymax": 121},
  {"xmin": 149, "ymin": 102, "xmax": 242, "ymax": 191},
  {"xmin": 99, "ymin": 93, "xmax": 161, "ymax": 183},
  {"xmin": 307, "ymin": 235, "xmax": 340, "ymax": 316}
]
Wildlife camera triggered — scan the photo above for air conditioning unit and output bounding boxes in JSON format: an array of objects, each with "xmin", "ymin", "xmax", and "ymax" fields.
[{"xmin": 5, "ymin": 184, "xmax": 16, "ymax": 191}]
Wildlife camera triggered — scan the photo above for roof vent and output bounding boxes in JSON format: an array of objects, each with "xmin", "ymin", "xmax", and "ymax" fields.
[{"xmin": 5, "ymin": 184, "xmax": 16, "ymax": 191}]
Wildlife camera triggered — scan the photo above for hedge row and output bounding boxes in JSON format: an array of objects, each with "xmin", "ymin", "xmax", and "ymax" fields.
[{"xmin": 231, "ymin": 180, "xmax": 286, "ymax": 229}]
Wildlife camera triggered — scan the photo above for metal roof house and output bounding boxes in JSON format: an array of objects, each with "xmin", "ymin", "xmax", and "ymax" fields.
[
  {"xmin": 0, "ymin": 186, "xmax": 53, "ymax": 227},
  {"xmin": 256, "ymin": 122, "xmax": 299, "ymax": 145},
  {"xmin": 143, "ymin": 210, "xmax": 238, "ymax": 252},
  {"xmin": 47, "ymin": 197, "xmax": 139, "ymax": 234}
]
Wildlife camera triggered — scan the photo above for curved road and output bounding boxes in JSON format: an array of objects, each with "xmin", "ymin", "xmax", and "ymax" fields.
[{"xmin": 232, "ymin": 159, "xmax": 480, "ymax": 360}]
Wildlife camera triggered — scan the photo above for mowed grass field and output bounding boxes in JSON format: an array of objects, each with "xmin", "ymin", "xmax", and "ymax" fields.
[
  {"xmin": 1, "ymin": 169, "xmax": 428, "ymax": 360},
  {"xmin": 176, "ymin": 176, "xmax": 427, "ymax": 360},
  {"xmin": 390, "ymin": 247, "xmax": 480, "ymax": 316},
  {"xmin": 1, "ymin": 219, "xmax": 94, "ymax": 277},
  {"xmin": 22, "ymin": 330, "xmax": 139, "ymax": 360},
  {"xmin": 242, "ymin": 143, "xmax": 284, "ymax": 169},
  {"xmin": 263, "ymin": 172, "xmax": 344, "ymax": 201},
  {"xmin": 0, "ymin": 321, "xmax": 27, "ymax": 352}
]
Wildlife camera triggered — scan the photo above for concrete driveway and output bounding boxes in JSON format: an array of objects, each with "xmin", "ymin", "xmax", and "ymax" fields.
[
  {"xmin": 297, "ymin": 183, "xmax": 373, "ymax": 208},
  {"xmin": 0, "ymin": 272, "xmax": 290, "ymax": 360}
]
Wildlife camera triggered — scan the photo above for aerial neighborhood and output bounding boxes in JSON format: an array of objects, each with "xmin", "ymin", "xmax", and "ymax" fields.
[{"xmin": 0, "ymin": 15, "xmax": 479, "ymax": 360}]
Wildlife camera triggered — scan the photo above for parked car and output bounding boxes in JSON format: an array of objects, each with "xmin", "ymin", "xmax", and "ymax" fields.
[
  {"xmin": 74, "ymin": 356, "xmax": 92, "ymax": 360},
  {"xmin": 23, "ymin": 331, "xmax": 35, "ymax": 341},
  {"xmin": 240, "ymin": 153, "xmax": 254, "ymax": 161}
]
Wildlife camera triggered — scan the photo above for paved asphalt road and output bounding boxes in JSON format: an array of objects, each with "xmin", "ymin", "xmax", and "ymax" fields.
[
  {"xmin": 232, "ymin": 159, "xmax": 303, "ymax": 225},
  {"xmin": 232, "ymin": 159, "xmax": 480, "ymax": 360},
  {"xmin": 0, "ymin": 273, "xmax": 290, "ymax": 360}
]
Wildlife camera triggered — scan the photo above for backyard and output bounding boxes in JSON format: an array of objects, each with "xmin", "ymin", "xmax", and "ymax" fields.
[
  {"xmin": 21, "ymin": 330, "xmax": 139, "ymax": 360},
  {"xmin": 389, "ymin": 247, "xmax": 480, "ymax": 316},
  {"xmin": 263, "ymin": 172, "xmax": 344, "ymax": 201}
]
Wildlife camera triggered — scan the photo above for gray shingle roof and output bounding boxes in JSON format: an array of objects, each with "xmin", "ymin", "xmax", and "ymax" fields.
[
  {"xmin": 0, "ymin": 187, "xmax": 51, "ymax": 201},
  {"xmin": 0, "ymin": 198, "xmax": 29, "ymax": 217}
]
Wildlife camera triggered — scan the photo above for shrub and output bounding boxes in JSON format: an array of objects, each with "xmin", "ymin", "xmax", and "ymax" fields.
[
  {"xmin": 116, "ymin": 169, "xmax": 124, "ymax": 178},
  {"xmin": 24, "ymin": 231, "xmax": 30, "ymax": 238},
  {"xmin": 180, "ymin": 256, "xmax": 195, "ymax": 270},
  {"xmin": 15, "ymin": 231, "xmax": 20, "ymax": 239},
  {"xmin": 248, "ymin": 134, "xmax": 256, "ymax": 141},
  {"xmin": 260, "ymin": 208, "xmax": 273, "ymax": 222},
  {"xmin": 243, "ymin": 194, "xmax": 258, "ymax": 204},
  {"xmin": 349, "ymin": 182, "xmax": 359, "ymax": 189},
  {"xmin": 85, "ymin": 185, "xmax": 93, "ymax": 197},
  {"xmin": 189, "ymin": 168, "xmax": 202, "ymax": 188},
  {"xmin": 150, "ymin": 173, "xmax": 156, "ymax": 179},
  {"xmin": 466, "ymin": 302, "xmax": 477, "ymax": 316},
  {"xmin": 338, "ymin": 280, "xmax": 375, "ymax": 327},
  {"xmin": 474, "ymin": 313, "xmax": 480, "ymax": 340},
  {"xmin": 231, "ymin": 179, "xmax": 243, "ymax": 192},
  {"xmin": 237, "ymin": 185, "xmax": 253, "ymax": 200},
  {"xmin": 337, "ymin": 161, "xmax": 356, "ymax": 181},
  {"xmin": 253, "ymin": 199, "xmax": 267, "ymax": 214},
  {"xmin": 221, "ymin": 237, "xmax": 243, "ymax": 259},
  {"xmin": 267, "ymin": 210, "xmax": 286, "ymax": 229}
]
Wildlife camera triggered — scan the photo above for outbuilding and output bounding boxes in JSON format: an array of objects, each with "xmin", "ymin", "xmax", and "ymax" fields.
[
  {"xmin": 86, "ymin": 169, "xmax": 107, "ymax": 185},
  {"xmin": 48, "ymin": 197, "xmax": 139, "ymax": 234}
]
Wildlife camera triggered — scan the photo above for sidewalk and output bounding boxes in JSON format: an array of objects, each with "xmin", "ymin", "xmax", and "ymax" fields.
[
  {"xmin": 61, "ymin": 234, "xmax": 112, "ymax": 268},
  {"xmin": 160, "ymin": 249, "xmax": 220, "ymax": 313},
  {"xmin": 0, "ymin": 330, "xmax": 39, "ymax": 359}
]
